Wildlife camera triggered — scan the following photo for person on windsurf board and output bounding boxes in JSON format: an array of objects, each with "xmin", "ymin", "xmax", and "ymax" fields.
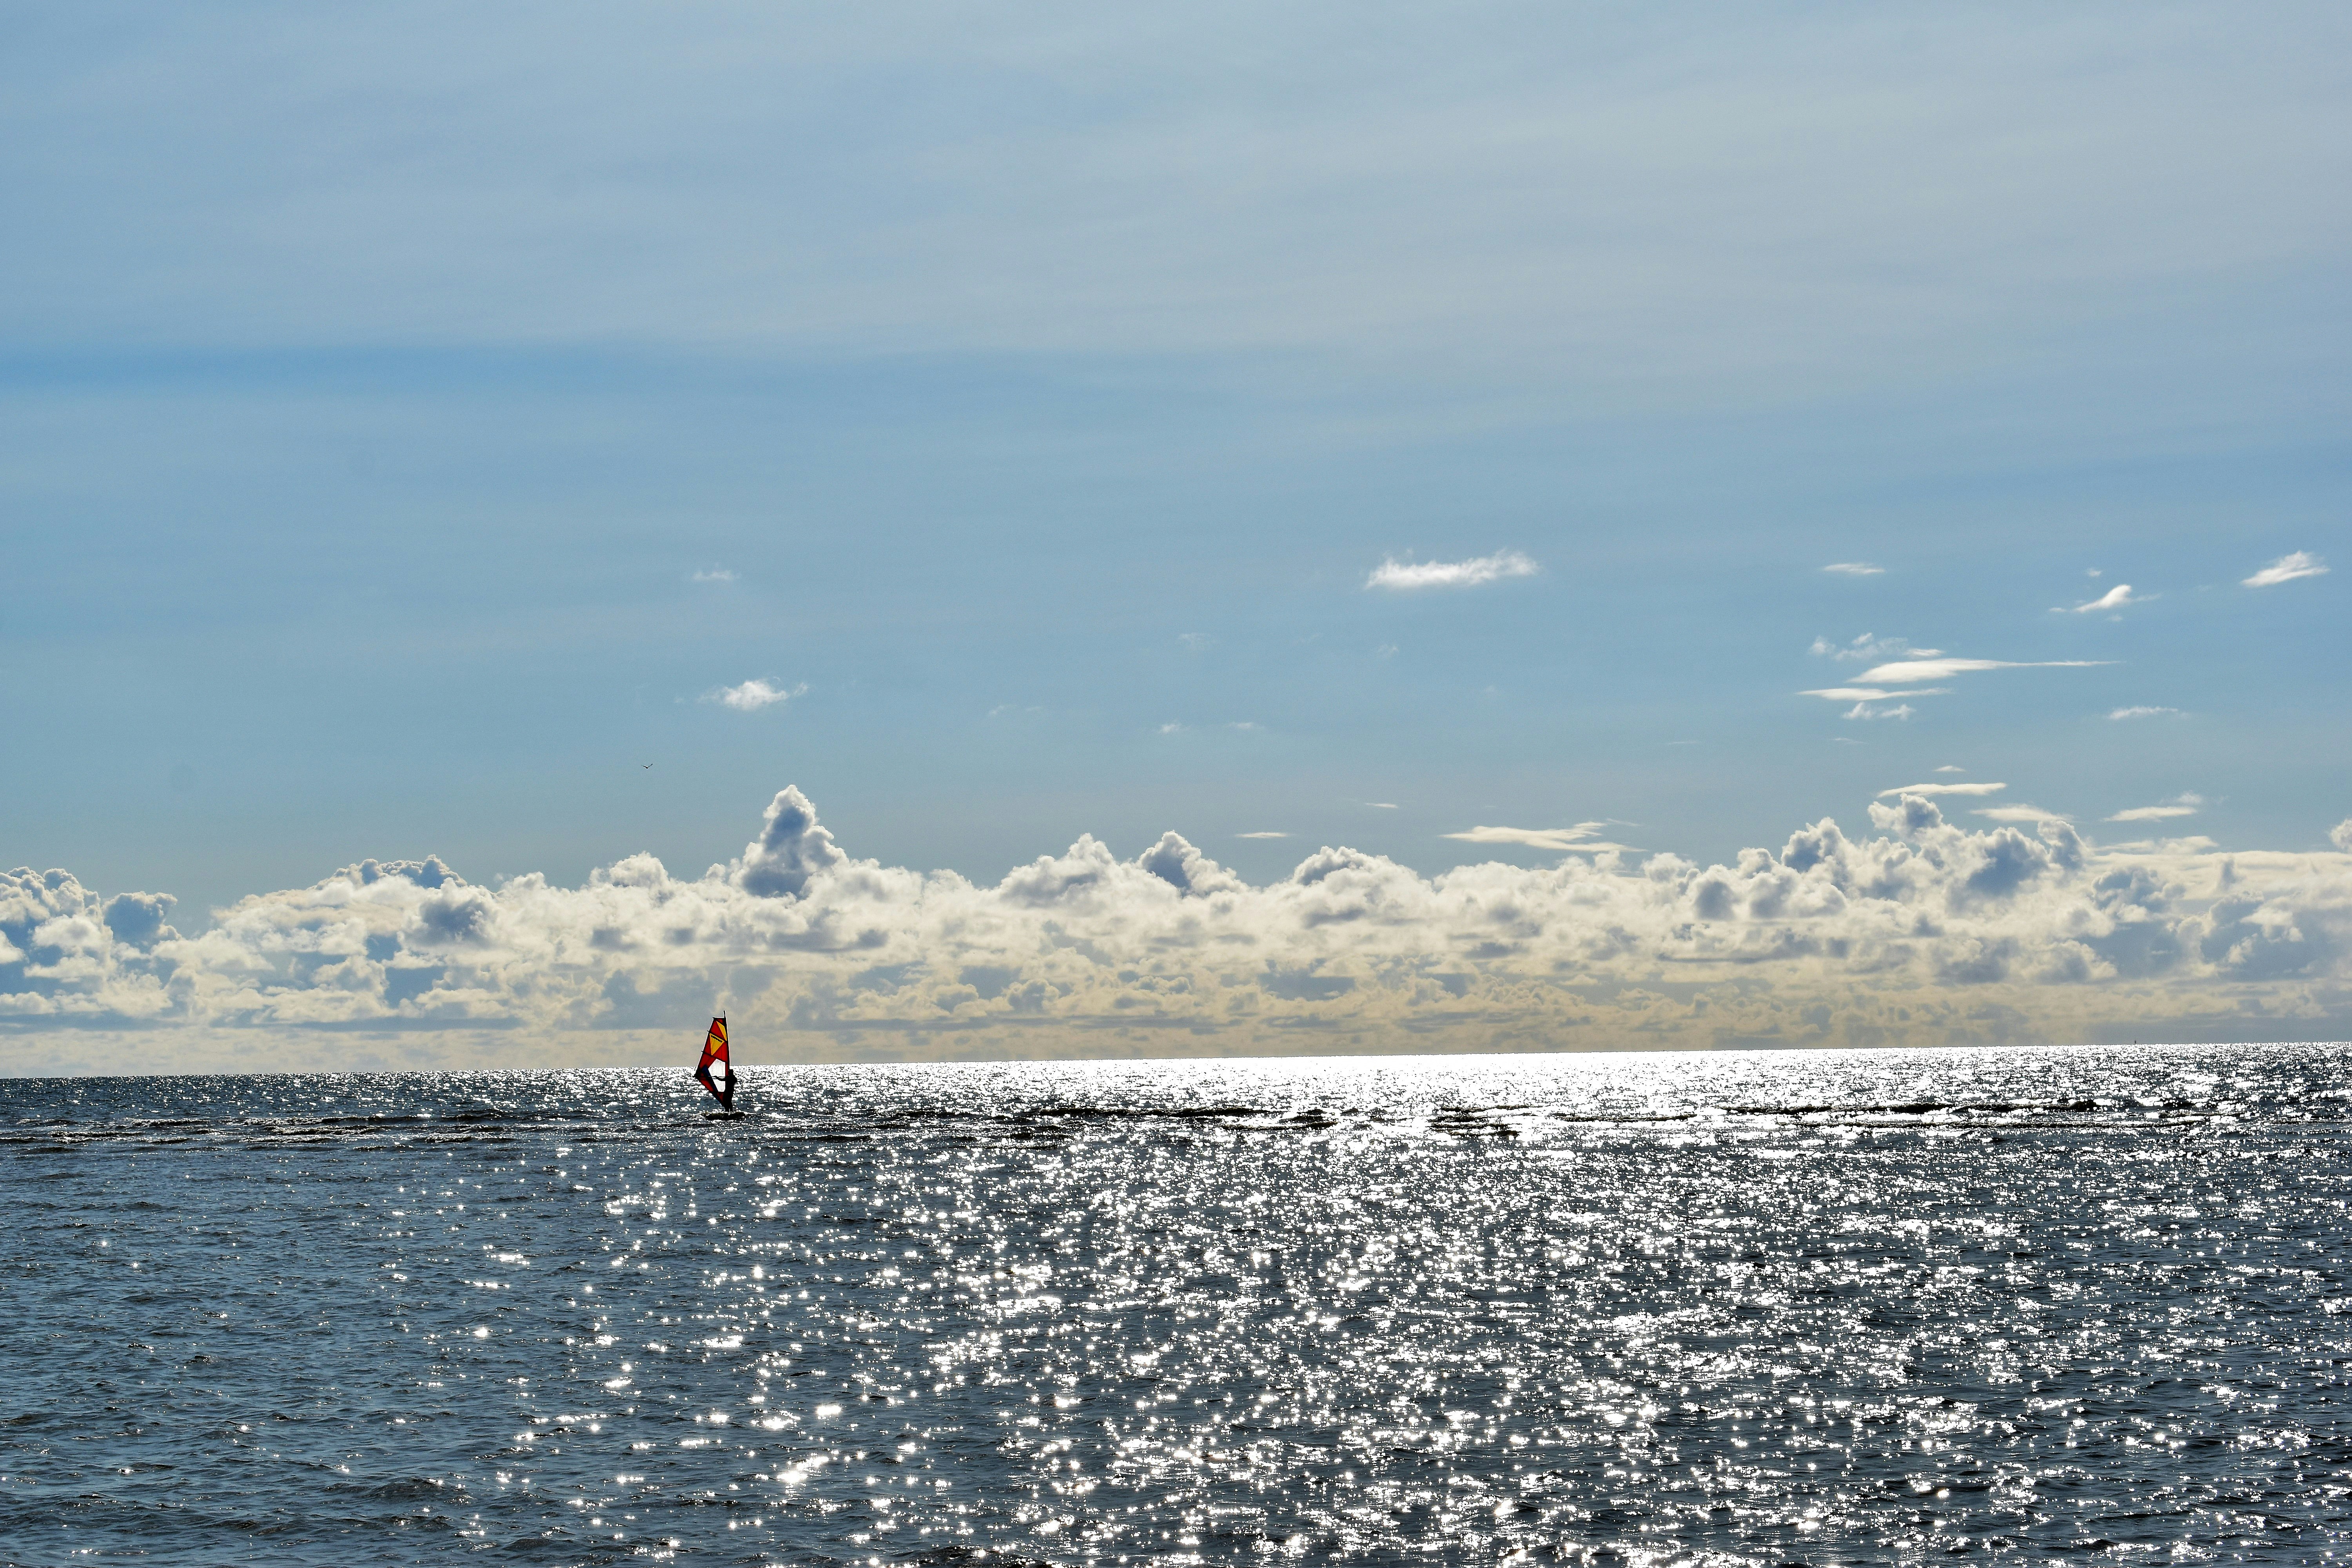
[{"xmin": 694, "ymin": 1014, "xmax": 740, "ymax": 1113}]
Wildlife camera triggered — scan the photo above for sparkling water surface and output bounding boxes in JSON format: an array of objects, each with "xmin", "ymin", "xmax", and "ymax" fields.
[{"xmin": 4, "ymin": 1044, "xmax": 2350, "ymax": 1566}]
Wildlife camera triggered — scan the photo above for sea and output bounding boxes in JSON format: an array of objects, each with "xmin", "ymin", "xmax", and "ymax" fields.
[{"xmin": 4, "ymin": 1043, "xmax": 2349, "ymax": 1566}]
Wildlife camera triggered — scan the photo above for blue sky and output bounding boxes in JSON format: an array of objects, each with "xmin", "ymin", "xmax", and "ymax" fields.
[{"xmin": 4, "ymin": 4, "xmax": 2348, "ymax": 1065}]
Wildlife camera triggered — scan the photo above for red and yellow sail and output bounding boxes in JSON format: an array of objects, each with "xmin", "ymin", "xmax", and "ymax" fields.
[{"xmin": 693, "ymin": 1015, "xmax": 734, "ymax": 1110}]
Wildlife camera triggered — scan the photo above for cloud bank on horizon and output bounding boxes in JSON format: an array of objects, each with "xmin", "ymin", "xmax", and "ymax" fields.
[{"xmin": 7, "ymin": 786, "xmax": 2348, "ymax": 1074}]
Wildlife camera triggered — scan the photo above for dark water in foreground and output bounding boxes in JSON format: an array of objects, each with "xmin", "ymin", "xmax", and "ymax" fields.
[{"xmin": 4, "ymin": 1045, "xmax": 2351, "ymax": 1566}]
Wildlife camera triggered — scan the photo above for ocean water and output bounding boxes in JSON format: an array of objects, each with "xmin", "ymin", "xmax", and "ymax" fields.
[{"xmin": 4, "ymin": 1045, "xmax": 2350, "ymax": 1566}]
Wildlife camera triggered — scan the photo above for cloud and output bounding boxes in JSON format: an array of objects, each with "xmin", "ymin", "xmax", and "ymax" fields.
[
  {"xmin": 1879, "ymin": 782, "xmax": 2005, "ymax": 797},
  {"xmin": 1821, "ymin": 563, "xmax": 1884, "ymax": 576},
  {"xmin": 1236, "ymin": 831, "xmax": 1289, "ymax": 839},
  {"xmin": 2243, "ymin": 552, "xmax": 2328, "ymax": 588},
  {"xmin": 1842, "ymin": 702, "xmax": 1913, "ymax": 721},
  {"xmin": 2334, "ymin": 820, "xmax": 2352, "ymax": 853},
  {"xmin": 102, "ymin": 891, "xmax": 179, "ymax": 947},
  {"xmin": 2068, "ymin": 584, "xmax": 2145, "ymax": 613},
  {"xmin": 706, "ymin": 679, "xmax": 803, "ymax": 711},
  {"xmin": 1133, "ymin": 832, "xmax": 1245, "ymax": 899},
  {"xmin": 1809, "ymin": 633, "xmax": 1942, "ymax": 662},
  {"xmin": 1364, "ymin": 802, "xmax": 1400, "ymax": 810},
  {"xmin": 1934, "ymin": 765, "xmax": 1965, "ymax": 773},
  {"xmin": 2108, "ymin": 706, "xmax": 2180, "ymax": 720},
  {"xmin": 732, "ymin": 786, "xmax": 848, "ymax": 898},
  {"xmin": 1855, "ymin": 658, "xmax": 2111, "ymax": 685},
  {"xmin": 1365, "ymin": 551, "xmax": 1537, "ymax": 590},
  {"xmin": 1973, "ymin": 805, "xmax": 2070, "ymax": 824},
  {"xmin": 2107, "ymin": 794, "xmax": 2204, "ymax": 824},
  {"xmin": 1800, "ymin": 687, "xmax": 1951, "ymax": 702},
  {"xmin": 690, "ymin": 567, "xmax": 737, "ymax": 583},
  {"xmin": 1441, "ymin": 825, "xmax": 1634, "ymax": 853},
  {"xmin": 12, "ymin": 784, "xmax": 2352, "ymax": 1070}
]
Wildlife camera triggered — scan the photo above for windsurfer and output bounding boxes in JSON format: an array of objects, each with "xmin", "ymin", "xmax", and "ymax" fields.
[{"xmin": 694, "ymin": 1015, "xmax": 737, "ymax": 1112}]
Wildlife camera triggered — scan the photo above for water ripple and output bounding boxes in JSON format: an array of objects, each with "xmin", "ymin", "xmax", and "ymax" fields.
[{"xmin": 3, "ymin": 1044, "xmax": 2348, "ymax": 1564}]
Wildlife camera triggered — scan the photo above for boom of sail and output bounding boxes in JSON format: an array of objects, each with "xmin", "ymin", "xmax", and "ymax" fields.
[{"xmin": 694, "ymin": 1015, "xmax": 736, "ymax": 1112}]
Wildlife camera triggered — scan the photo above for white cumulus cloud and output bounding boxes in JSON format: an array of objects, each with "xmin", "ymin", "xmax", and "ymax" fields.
[
  {"xmin": 707, "ymin": 679, "xmax": 804, "ymax": 711},
  {"xmin": 1366, "ymin": 551, "xmax": 1537, "ymax": 590},
  {"xmin": 11, "ymin": 786, "xmax": 2352, "ymax": 1071},
  {"xmin": 2243, "ymin": 552, "xmax": 2328, "ymax": 588}
]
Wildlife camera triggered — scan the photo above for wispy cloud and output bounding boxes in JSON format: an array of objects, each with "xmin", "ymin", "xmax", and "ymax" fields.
[
  {"xmin": 1974, "ymin": 805, "xmax": 2071, "ymax": 824},
  {"xmin": 1366, "ymin": 550, "xmax": 1537, "ymax": 591},
  {"xmin": 1364, "ymin": 802, "xmax": 1400, "ymax": 810},
  {"xmin": 1443, "ymin": 824, "xmax": 1633, "ymax": 853},
  {"xmin": 1799, "ymin": 680, "xmax": 1948, "ymax": 721},
  {"xmin": 1855, "ymin": 658, "xmax": 2110, "ymax": 685},
  {"xmin": 2108, "ymin": 706, "xmax": 2180, "ymax": 720},
  {"xmin": 1821, "ymin": 563, "xmax": 1884, "ymax": 576},
  {"xmin": 1236, "ymin": 831, "xmax": 1289, "ymax": 839},
  {"xmin": 2108, "ymin": 793, "xmax": 2204, "ymax": 823},
  {"xmin": 705, "ymin": 679, "xmax": 804, "ymax": 711},
  {"xmin": 2067, "ymin": 583, "xmax": 2146, "ymax": 613},
  {"xmin": 1810, "ymin": 633, "xmax": 1943, "ymax": 662},
  {"xmin": 1879, "ymin": 781, "xmax": 2005, "ymax": 797},
  {"xmin": 1801, "ymin": 686, "xmax": 1952, "ymax": 702},
  {"xmin": 2243, "ymin": 552, "xmax": 2327, "ymax": 588},
  {"xmin": 1176, "ymin": 632, "xmax": 1212, "ymax": 651},
  {"xmin": 1934, "ymin": 765, "xmax": 1965, "ymax": 773},
  {"xmin": 690, "ymin": 567, "xmax": 737, "ymax": 583}
]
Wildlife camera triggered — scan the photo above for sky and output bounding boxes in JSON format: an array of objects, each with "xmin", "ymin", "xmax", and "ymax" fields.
[{"xmin": 4, "ymin": 2, "xmax": 2348, "ymax": 1071}]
